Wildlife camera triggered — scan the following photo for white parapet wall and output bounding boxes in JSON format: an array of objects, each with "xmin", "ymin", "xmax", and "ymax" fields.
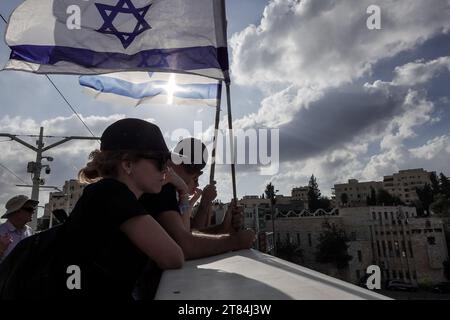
[{"xmin": 155, "ymin": 249, "xmax": 391, "ymax": 300}]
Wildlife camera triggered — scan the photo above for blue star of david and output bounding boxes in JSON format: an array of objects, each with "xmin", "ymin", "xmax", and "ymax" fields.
[{"xmin": 95, "ymin": 0, "xmax": 152, "ymax": 49}]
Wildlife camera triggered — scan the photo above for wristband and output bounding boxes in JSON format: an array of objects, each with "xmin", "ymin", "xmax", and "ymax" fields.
[{"xmin": 179, "ymin": 196, "xmax": 191, "ymax": 216}]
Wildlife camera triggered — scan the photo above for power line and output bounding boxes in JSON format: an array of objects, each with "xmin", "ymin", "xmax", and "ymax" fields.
[
  {"xmin": 0, "ymin": 11, "xmax": 99, "ymax": 142},
  {"xmin": 45, "ymin": 75, "xmax": 97, "ymax": 139},
  {"xmin": 0, "ymin": 162, "xmax": 27, "ymax": 184},
  {"xmin": 0, "ymin": 12, "xmax": 7, "ymax": 24}
]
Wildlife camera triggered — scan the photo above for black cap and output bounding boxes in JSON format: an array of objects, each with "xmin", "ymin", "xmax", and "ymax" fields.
[
  {"xmin": 173, "ymin": 138, "xmax": 208, "ymax": 172},
  {"xmin": 101, "ymin": 118, "xmax": 170, "ymax": 156}
]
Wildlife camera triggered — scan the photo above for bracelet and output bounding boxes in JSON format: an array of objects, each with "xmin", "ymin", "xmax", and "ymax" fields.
[{"xmin": 179, "ymin": 197, "xmax": 191, "ymax": 216}]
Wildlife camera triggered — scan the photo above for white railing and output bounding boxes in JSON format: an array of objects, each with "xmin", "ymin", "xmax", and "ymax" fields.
[{"xmin": 155, "ymin": 249, "xmax": 390, "ymax": 300}]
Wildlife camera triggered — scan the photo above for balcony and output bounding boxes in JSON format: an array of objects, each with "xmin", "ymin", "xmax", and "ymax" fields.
[{"xmin": 155, "ymin": 249, "xmax": 390, "ymax": 300}]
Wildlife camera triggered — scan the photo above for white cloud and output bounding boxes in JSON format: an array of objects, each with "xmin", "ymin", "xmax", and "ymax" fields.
[
  {"xmin": 410, "ymin": 135, "xmax": 450, "ymax": 160},
  {"xmin": 393, "ymin": 57, "xmax": 450, "ymax": 86},
  {"xmin": 230, "ymin": 0, "xmax": 450, "ymax": 90}
]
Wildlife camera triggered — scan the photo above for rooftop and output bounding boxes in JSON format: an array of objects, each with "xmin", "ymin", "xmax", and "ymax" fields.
[{"xmin": 155, "ymin": 249, "xmax": 390, "ymax": 300}]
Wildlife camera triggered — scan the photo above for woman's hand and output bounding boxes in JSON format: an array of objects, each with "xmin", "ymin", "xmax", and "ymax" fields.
[{"xmin": 165, "ymin": 167, "xmax": 188, "ymax": 195}]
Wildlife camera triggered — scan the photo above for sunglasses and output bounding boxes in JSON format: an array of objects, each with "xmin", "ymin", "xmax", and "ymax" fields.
[
  {"xmin": 21, "ymin": 207, "xmax": 36, "ymax": 213},
  {"xmin": 139, "ymin": 154, "xmax": 169, "ymax": 172}
]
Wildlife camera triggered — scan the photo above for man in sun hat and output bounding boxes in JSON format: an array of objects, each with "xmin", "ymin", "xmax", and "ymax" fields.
[{"xmin": 0, "ymin": 195, "xmax": 38, "ymax": 263}]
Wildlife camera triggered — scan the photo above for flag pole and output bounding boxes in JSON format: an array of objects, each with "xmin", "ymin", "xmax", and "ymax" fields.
[
  {"xmin": 209, "ymin": 81, "xmax": 223, "ymax": 185},
  {"xmin": 225, "ymin": 82, "xmax": 237, "ymax": 201}
]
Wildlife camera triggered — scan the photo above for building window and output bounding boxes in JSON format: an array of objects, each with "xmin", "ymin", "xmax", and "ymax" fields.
[
  {"xmin": 277, "ymin": 233, "xmax": 280, "ymax": 243},
  {"xmin": 357, "ymin": 250, "xmax": 362, "ymax": 262},
  {"xmin": 394, "ymin": 241, "xmax": 400, "ymax": 257},
  {"xmin": 356, "ymin": 270, "xmax": 361, "ymax": 280},
  {"xmin": 384, "ymin": 212, "xmax": 388, "ymax": 219},
  {"xmin": 427, "ymin": 237, "xmax": 436, "ymax": 245},
  {"xmin": 401, "ymin": 241, "xmax": 406, "ymax": 257},
  {"xmin": 382, "ymin": 242, "xmax": 387, "ymax": 258},
  {"xmin": 388, "ymin": 241, "xmax": 393, "ymax": 257},
  {"xmin": 399, "ymin": 271, "xmax": 404, "ymax": 280},
  {"xmin": 376, "ymin": 241, "xmax": 381, "ymax": 257},
  {"xmin": 372, "ymin": 212, "xmax": 376, "ymax": 220},
  {"xmin": 413, "ymin": 271, "xmax": 417, "ymax": 280},
  {"xmin": 393, "ymin": 270, "xmax": 397, "ymax": 278},
  {"xmin": 297, "ymin": 233, "xmax": 301, "ymax": 245},
  {"xmin": 308, "ymin": 234, "xmax": 312, "ymax": 247}
]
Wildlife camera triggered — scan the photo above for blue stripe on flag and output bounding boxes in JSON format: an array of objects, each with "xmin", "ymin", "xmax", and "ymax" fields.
[
  {"xmin": 10, "ymin": 45, "xmax": 229, "ymax": 72},
  {"xmin": 79, "ymin": 75, "xmax": 219, "ymax": 100}
]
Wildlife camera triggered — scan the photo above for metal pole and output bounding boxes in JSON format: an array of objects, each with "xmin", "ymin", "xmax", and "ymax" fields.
[
  {"xmin": 209, "ymin": 81, "xmax": 223, "ymax": 184},
  {"xmin": 30, "ymin": 127, "xmax": 44, "ymax": 230},
  {"xmin": 225, "ymin": 83, "xmax": 237, "ymax": 201},
  {"xmin": 272, "ymin": 203, "xmax": 277, "ymax": 256},
  {"xmin": 49, "ymin": 203, "xmax": 54, "ymax": 229}
]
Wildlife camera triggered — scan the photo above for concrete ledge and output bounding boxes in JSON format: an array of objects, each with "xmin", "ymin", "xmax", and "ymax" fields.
[{"xmin": 155, "ymin": 249, "xmax": 391, "ymax": 300}]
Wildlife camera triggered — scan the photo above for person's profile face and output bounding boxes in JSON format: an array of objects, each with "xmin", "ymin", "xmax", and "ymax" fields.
[{"xmin": 186, "ymin": 171, "xmax": 203, "ymax": 195}]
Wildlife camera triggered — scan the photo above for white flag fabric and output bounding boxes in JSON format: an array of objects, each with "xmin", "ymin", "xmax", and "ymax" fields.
[
  {"xmin": 4, "ymin": 0, "xmax": 229, "ymax": 81},
  {"xmin": 79, "ymin": 72, "xmax": 221, "ymax": 107}
]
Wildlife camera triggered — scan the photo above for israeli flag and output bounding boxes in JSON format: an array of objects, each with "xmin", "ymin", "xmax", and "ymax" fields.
[
  {"xmin": 79, "ymin": 72, "xmax": 221, "ymax": 107},
  {"xmin": 4, "ymin": 0, "xmax": 229, "ymax": 81}
]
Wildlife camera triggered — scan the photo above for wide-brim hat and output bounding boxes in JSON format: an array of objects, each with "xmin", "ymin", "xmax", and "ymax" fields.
[{"xmin": 2, "ymin": 195, "xmax": 39, "ymax": 219}]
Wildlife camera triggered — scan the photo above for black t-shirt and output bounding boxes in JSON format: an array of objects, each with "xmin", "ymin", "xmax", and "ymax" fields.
[
  {"xmin": 134, "ymin": 184, "xmax": 180, "ymax": 300},
  {"xmin": 55, "ymin": 178, "xmax": 149, "ymax": 299},
  {"xmin": 139, "ymin": 184, "xmax": 180, "ymax": 216}
]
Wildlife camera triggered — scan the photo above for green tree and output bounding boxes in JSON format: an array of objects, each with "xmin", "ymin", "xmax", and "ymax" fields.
[
  {"xmin": 308, "ymin": 175, "xmax": 321, "ymax": 212},
  {"xmin": 318, "ymin": 196, "xmax": 332, "ymax": 211},
  {"xmin": 340, "ymin": 193, "xmax": 349, "ymax": 207},
  {"xmin": 315, "ymin": 223, "xmax": 352, "ymax": 269},
  {"xmin": 416, "ymin": 184, "xmax": 434, "ymax": 216},
  {"xmin": 366, "ymin": 187, "xmax": 377, "ymax": 206},
  {"xmin": 440, "ymin": 173, "xmax": 450, "ymax": 198},
  {"xmin": 444, "ymin": 260, "xmax": 450, "ymax": 281},
  {"xmin": 376, "ymin": 189, "xmax": 403, "ymax": 206},
  {"xmin": 430, "ymin": 172, "xmax": 441, "ymax": 196},
  {"xmin": 276, "ymin": 241, "xmax": 303, "ymax": 264},
  {"xmin": 430, "ymin": 194, "xmax": 450, "ymax": 216}
]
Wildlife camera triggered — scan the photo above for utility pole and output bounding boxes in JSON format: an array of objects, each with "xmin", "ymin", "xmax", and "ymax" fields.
[
  {"xmin": 0, "ymin": 128, "xmax": 99, "ymax": 231},
  {"xmin": 30, "ymin": 127, "xmax": 44, "ymax": 230}
]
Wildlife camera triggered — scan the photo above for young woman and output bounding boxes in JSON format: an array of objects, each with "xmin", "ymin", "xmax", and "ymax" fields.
[{"xmin": 51, "ymin": 118, "xmax": 184, "ymax": 299}]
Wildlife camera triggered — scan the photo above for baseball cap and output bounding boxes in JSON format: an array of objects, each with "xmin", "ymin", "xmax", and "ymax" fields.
[
  {"xmin": 100, "ymin": 118, "xmax": 171, "ymax": 157},
  {"xmin": 172, "ymin": 138, "xmax": 209, "ymax": 173},
  {"xmin": 2, "ymin": 195, "xmax": 39, "ymax": 219}
]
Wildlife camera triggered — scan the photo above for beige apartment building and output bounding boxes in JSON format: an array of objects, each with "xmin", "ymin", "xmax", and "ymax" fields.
[
  {"xmin": 383, "ymin": 168, "xmax": 433, "ymax": 205},
  {"xmin": 292, "ymin": 187, "xmax": 309, "ymax": 202},
  {"xmin": 43, "ymin": 179, "xmax": 87, "ymax": 221},
  {"xmin": 334, "ymin": 168, "xmax": 434, "ymax": 208},
  {"xmin": 334, "ymin": 179, "xmax": 383, "ymax": 207}
]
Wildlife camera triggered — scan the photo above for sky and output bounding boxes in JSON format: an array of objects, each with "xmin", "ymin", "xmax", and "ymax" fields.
[{"xmin": 0, "ymin": 0, "xmax": 450, "ymax": 221}]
